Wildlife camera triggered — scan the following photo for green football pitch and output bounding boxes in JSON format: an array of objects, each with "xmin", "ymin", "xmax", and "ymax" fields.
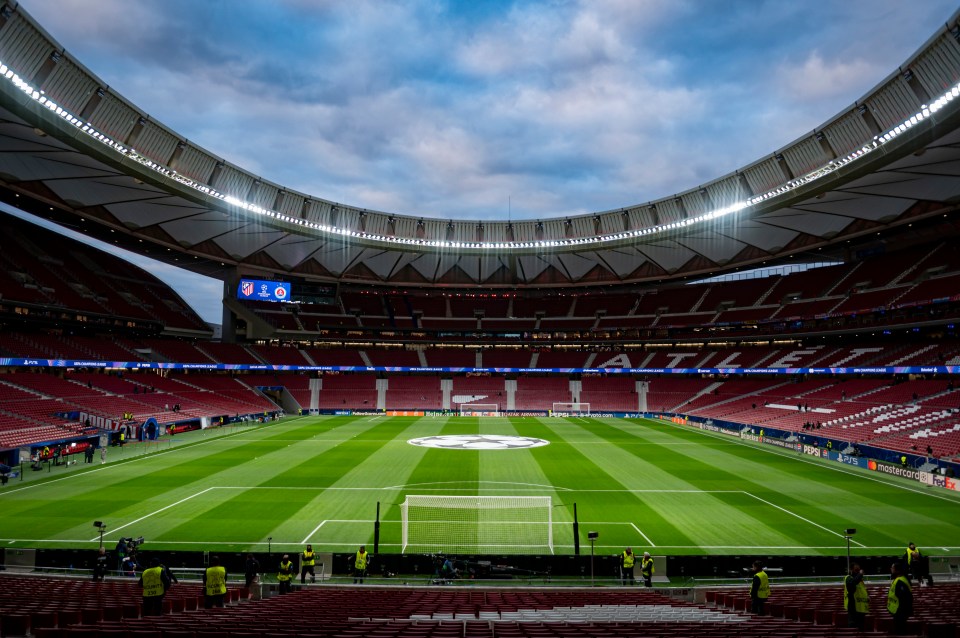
[{"xmin": 3, "ymin": 415, "xmax": 959, "ymax": 557}]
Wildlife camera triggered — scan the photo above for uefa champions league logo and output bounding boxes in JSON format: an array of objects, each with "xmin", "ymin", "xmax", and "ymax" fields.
[{"xmin": 407, "ymin": 434, "xmax": 549, "ymax": 450}]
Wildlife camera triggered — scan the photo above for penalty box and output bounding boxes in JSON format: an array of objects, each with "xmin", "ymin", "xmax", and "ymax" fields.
[{"xmin": 106, "ymin": 487, "xmax": 844, "ymax": 552}]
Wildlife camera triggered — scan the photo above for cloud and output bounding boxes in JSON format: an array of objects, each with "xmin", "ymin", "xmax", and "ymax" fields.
[{"xmin": 16, "ymin": 0, "xmax": 960, "ymax": 225}]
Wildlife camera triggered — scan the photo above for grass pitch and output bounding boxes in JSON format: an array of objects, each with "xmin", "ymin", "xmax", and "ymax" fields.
[{"xmin": 3, "ymin": 415, "xmax": 959, "ymax": 557}]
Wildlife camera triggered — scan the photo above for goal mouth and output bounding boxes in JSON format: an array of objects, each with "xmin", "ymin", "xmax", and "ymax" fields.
[
  {"xmin": 458, "ymin": 403, "xmax": 500, "ymax": 416},
  {"xmin": 552, "ymin": 402, "xmax": 591, "ymax": 416},
  {"xmin": 400, "ymin": 495, "xmax": 553, "ymax": 555}
]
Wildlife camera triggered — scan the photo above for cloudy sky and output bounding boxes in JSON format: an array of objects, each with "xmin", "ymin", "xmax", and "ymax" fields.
[{"xmin": 11, "ymin": 0, "xmax": 960, "ymax": 322}]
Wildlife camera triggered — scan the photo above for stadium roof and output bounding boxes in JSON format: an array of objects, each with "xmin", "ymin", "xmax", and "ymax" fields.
[{"xmin": 2, "ymin": 5, "xmax": 960, "ymax": 288}]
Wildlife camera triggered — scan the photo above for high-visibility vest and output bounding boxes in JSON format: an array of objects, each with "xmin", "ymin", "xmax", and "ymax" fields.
[
  {"xmin": 278, "ymin": 560, "xmax": 294, "ymax": 581},
  {"xmin": 755, "ymin": 570, "xmax": 770, "ymax": 599},
  {"xmin": 302, "ymin": 551, "xmax": 315, "ymax": 567},
  {"xmin": 141, "ymin": 566, "xmax": 165, "ymax": 598},
  {"xmin": 844, "ymin": 575, "xmax": 870, "ymax": 614},
  {"xmin": 888, "ymin": 576, "xmax": 910, "ymax": 615},
  {"xmin": 355, "ymin": 551, "xmax": 368, "ymax": 570},
  {"xmin": 204, "ymin": 566, "xmax": 226, "ymax": 596},
  {"xmin": 641, "ymin": 558, "xmax": 655, "ymax": 578},
  {"xmin": 905, "ymin": 546, "xmax": 919, "ymax": 565},
  {"xmin": 622, "ymin": 551, "xmax": 634, "ymax": 568}
]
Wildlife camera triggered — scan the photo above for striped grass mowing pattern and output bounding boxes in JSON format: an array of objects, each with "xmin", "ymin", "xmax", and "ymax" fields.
[{"xmin": 2, "ymin": 415, "xmax": 959, "ymax": 556}]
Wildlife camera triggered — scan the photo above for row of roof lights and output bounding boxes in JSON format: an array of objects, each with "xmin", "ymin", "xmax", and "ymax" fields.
[{"xmin": 2, "ymin": 59, "xmax": 958, "ymax": 251}]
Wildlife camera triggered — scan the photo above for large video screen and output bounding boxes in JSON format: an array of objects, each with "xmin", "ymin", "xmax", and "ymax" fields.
[{"xmin": 237, "ymin": 279, "xmax": 291, "ymax": 303}]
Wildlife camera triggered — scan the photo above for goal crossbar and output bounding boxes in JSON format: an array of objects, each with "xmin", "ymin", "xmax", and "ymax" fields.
[
  {"xmin": 459, "ymin": 403, "xmax": 500, "ymax": 416},
  {"xmin": 400, "ymin": 495, "xmax": 553, "ymax": 554}
]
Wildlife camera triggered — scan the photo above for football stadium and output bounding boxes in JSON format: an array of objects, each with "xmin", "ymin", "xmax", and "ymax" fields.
[{"xmin": 2, "ymin": 2, "xmax": 960, "ymax": 637}]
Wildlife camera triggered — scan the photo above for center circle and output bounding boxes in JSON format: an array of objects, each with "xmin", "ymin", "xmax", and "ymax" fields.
[{"xmin": 407, "ymin": 434, "xmax": 550, "ymax": 450}]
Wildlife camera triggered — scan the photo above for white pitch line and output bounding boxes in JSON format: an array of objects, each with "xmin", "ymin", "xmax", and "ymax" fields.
[
  {"xmin": 300, "ymin": 520, "xmax": 327, "ymax": 544},
  {"xmin": 630, "ymin": 522, "xmax": 655, "ymax": 547},
  {"xmin": 3, "ymin": 538, "xmax": 957, "ymax": 550},
  {"xmin": 743, "ymin": 491, "xmax": 866, "ymax": 547},
  {"xmin": 659, "ymin": 419, "xmax": 960, "ymax": 505},
  {"xmin": 205, "ymin": 485, "xmax": 739, "ymax": 494},
  {"xmin": 0, "ymin": 422, "xmax": 280, "ymax": 498},
  {"xmin": 90, "ymin": 487, "xmax": 216, "ymax": 541}
]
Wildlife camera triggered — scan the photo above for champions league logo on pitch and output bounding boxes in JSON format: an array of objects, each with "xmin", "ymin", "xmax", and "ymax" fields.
[{"xmin": 408, "ymin": 434, "xmax": 549, "ymax": 450}]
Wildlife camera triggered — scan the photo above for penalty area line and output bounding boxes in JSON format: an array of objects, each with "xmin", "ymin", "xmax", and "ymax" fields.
[
  {"xmin": 743, "ymin": 491, "xmax": 866, "ymax": 548},
  {"xmin": 89, "ymin": 487, "xmax": 217, "ymax": 542},
  {"xmin": 630, "ymin": 522, "xmax": 655, "ymax": 547},
  {"xmin": 301, "ymin": 520, "xmax": 327, "ymax": 545}
]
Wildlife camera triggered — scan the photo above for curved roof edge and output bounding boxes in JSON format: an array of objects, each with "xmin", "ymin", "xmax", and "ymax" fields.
[{"xmin": 1, "ymin": 5, "xmax": 960, "ymax": 254}]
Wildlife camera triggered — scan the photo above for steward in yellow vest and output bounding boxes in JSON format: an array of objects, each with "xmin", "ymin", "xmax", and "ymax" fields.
[
  {"xmin": 203, "ymin": 556, "xmax": 227, "ymax": 609},
  {"xmin": 354, "ymin": 545, "xmax": 369, "ymax": 584},
  {"xmin": 139, "ymin": 557, "xmax": 171, "ymax": 616},
  {"xmin": 620, "ymin": 547, "xmax": 635, "ymax": 585},
  {"xmin": 278, "ymin": 555, "xmax": 294, "ymax": 595},
  {"xmin": 750, "ymin": 561, "xmax": 770, "ymax": 615},
  {"xmin": 301, "ymin": 544, "xmax": 316, "ymax": 584},
  {"xmin": 888, "ymin": 562, "xmax": 913, "ymax": 635},
  {"xmin": 843, "ymin": 563, "xmax": 869, "ymax": 630},
  {"xmin": 641, "ymin": 553, "xmax": 655, "ymax": 588}
]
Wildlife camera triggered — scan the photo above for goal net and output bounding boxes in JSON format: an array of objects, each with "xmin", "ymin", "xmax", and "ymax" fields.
[
  {"xmin": 400, "ymin": 495, "xmax": 553, "ymax": 554},
  {"xmin": 552, "ymin": 402, "xmax": 591, "ymax": 416},
  {"xmin": 458, "ymin": 403, "xmax": 500, "ymax": 416}
]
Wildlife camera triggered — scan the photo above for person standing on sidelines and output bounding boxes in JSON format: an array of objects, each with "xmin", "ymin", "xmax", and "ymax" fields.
[
  {"xmin": 139, "ymin": 557, "xmax": 170, "ymax": 616},
  {"xmin": 92, "ymin": 547, "xmax": 108, "ymax": 581},
  {"xmin": 903, "ymin": 542, "xmax": 932, "ymax": 587},
  {"xmin": 354, "ymin": 545, "xmax": 369, "ymax": 584},
  {"xmin": 301, "ymin": 544, "xmax": 316, "ymax": 584},
  {"xmin": 244, "ymin": 553, "xmax": 261, "ymax": 600},
  {"xmin": 620, "ymin": 547, "xmax": 635, "ymax": 585},
  {"xmin": 750, "ymin": 561, "xmax": 770, "ymax": 615},
  {"xmin": 641, "ymin": 552, "xmax": 655, "ymax": 588},
  {"xmin": 844, "ymin": 562, "xmax": 870, "ymax": 630},
  {"xmin": 278, "ymin": 555, "xmax": 295, "ymax": 594},
  {"xmin": 203, "ymin": 555, "xmax": 227, "ymax": 608},
  {"xmin": 888, "ymin": 561, "xmax": 913, "ymax": 635}
]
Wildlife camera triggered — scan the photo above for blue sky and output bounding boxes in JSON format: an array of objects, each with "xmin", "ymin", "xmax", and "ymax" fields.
[{"xmin": 11, "ymin": 0, "xmax": 959, "ymax": 323}]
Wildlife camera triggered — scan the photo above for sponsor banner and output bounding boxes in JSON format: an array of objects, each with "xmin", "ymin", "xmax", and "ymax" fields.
[
  {"xmin": 386, "ymin": 410, "xmax": 424, "ymax": 417},
  {"xmin": 802, "ymin": 445, "xmax": 827, "ymax": 458},
  {"xmin": 919, "ymin": 472, "xmax": 958, "ymax": 491},
  {"xmin": 741, "ymin": 432, "xmax": 760, "ymax": 442},
  {"xmin": 237, "ymin": 278, "xmax": 291, "ymax": 302},
  {"xmin": 867, "ymin": 459, "xmax": 922, "ymax": 481},
  {"xmin": 3, "ymin": 358, "xmax": 960, "ymax": 375},
  {"xmin": 830, "ymin": 451, "xmax": 870, "ymax": 468},
  {"xmin": 701, "ymin": 423, "xmax": 740, "ymax": 436},
  {"xmin": 763, "ymin": 437, "xmax": 801, "ymax": 451}
]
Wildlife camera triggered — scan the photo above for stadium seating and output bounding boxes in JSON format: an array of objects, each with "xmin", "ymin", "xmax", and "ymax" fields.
[
  {"xmin": 318, "ymin": 375, "xmax": 378, "ymax": 410},
  {"xmin": 4, "ymin": 573, "xmax": 953, "ymax": 638},
  {"xmin": 514, "ymin": 378, "xmax": 571, "ymax": 411},
  {"xmin": 386, "ymin": 376, "xmax": 443, "ymax": 410}
]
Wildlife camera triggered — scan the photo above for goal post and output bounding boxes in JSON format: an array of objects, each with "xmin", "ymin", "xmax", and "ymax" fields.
[
  {"xmin": 458, "ymin": 403, "xmax": 500, "ymax": 416},
  {"xmin": 400, "ymin": 495, "xmax": 553, "ymax": 554},
  {"xmin": 552, "ymin": 402, "xmax": 591, "ymax": 416}
]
